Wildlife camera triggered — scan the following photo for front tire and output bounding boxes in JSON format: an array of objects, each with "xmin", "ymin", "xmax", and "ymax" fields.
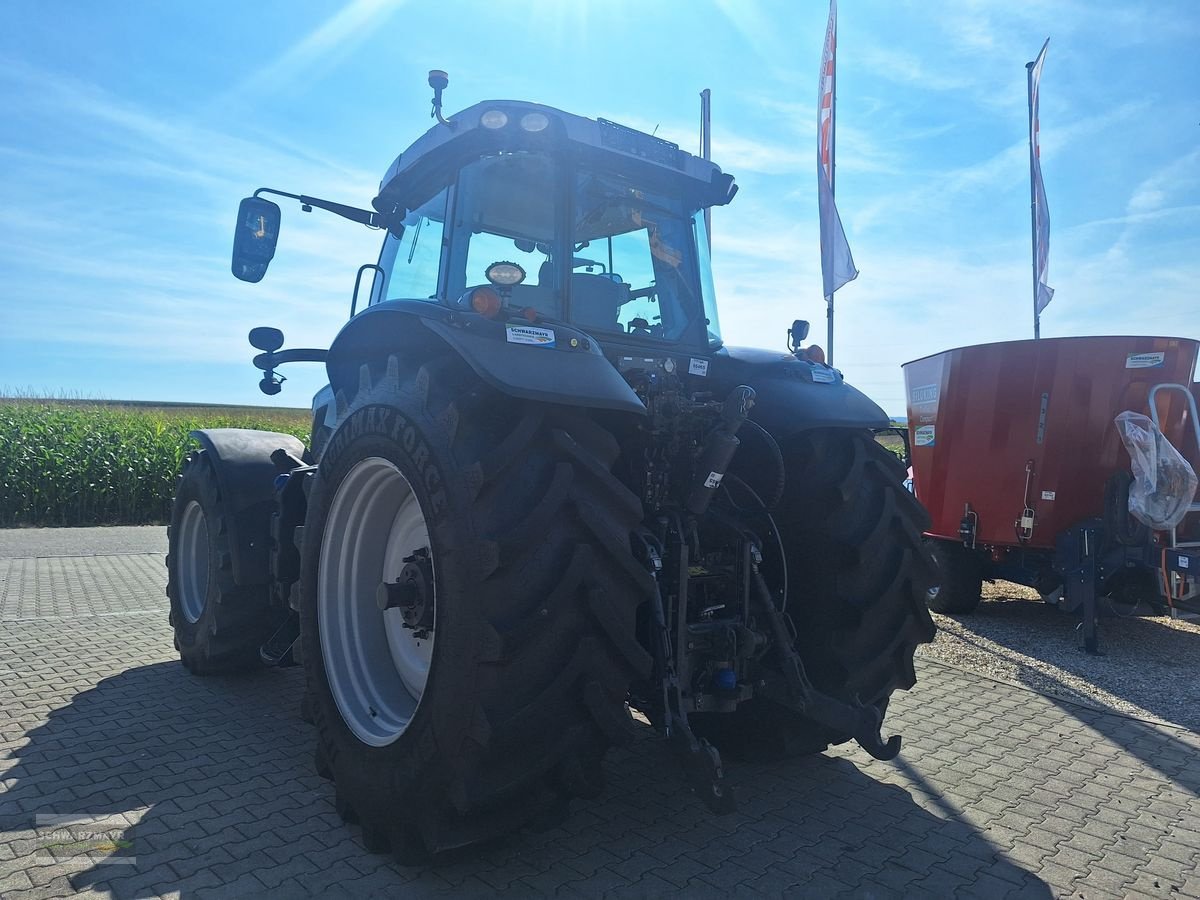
[
  {"xmin": 299, "ymin": 354, "xmax": 654, "ymax": 861},
  {"xmin": 166, "ymin": 450, "xmax": 274, "ymax": 674}
]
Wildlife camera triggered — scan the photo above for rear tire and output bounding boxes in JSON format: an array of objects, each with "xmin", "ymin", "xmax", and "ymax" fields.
[
  {"xmin": 925, "ymin": 538, "xmax": 984, "ymax": 614},
  {"xmin": 166, "ymin": 450, "xmax": 274, "ymax": 674},
  {"xmin": 299, "ymin": 353, "xmax": 654, "ymax": 861},
  {"xmin": 697, "ymin": 428, "xmax": 936, "ymax": 760}
]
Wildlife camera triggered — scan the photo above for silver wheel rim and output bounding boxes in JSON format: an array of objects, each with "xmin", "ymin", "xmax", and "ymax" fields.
[
  {"xmin": 319, "ymin": 457, "xmax": 435, "ymax": 747},
  {"xmin": 177, "ymin": 500, "xmax": 210, "ymax": 624}
]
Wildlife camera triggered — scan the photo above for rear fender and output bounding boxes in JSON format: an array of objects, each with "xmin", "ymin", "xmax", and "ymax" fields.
[
  {"xmin": 325, "ymin": 301, "xmax": 646, "ymax": 416},
  {"xmin": 188, "ymin": 428, "xmax": 306, "ymax": 586},
  {"xmin": 707, "ymin": 345, "xmax": 890, "ymax": 441}
]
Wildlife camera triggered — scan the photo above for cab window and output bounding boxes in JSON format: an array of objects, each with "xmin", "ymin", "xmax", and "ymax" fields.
[{"xmin": 376, "ymin": 186, "xmax": 448, "ymax": 303}]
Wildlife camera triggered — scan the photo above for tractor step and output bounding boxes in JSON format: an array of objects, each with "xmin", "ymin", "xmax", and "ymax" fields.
[{"xmin": 260, "ymin": 612, "xmax": 301, "ymax": 667}]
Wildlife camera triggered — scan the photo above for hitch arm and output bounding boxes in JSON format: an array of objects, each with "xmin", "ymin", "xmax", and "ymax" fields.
[{"xmin": 752, "ymin": 569, "xmax": 901, "ymax": 761}]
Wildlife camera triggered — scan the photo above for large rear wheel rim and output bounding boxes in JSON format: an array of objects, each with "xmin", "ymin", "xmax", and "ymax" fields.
[
  {"xmin": 177, "ymin": 500, "xmax": 210, "ymax": 624},
  {"xmin": 319, "ymin": 457, "xmax": 435, "ymax": 747}
]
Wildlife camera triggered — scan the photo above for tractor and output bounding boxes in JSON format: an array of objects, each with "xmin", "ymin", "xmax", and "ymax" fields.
[{"xmin": 166, "ymin": 73, "xmax": 936, "ymax": 862}]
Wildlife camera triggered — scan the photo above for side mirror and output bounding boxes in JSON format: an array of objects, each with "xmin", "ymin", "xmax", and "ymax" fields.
[
  {"xmin": 249, "ymin": 326, "xmax": 285, "ymax": 352},
  {"xmin": 232, "ymin": 197, "xmax": 282, "ymax": 283}
]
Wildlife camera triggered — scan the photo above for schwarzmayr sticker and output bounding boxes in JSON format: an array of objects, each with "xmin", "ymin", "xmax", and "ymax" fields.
[
  {"xmin": 1125, "ymin": 351, "xmax": 1165, "ymax": 369},
  {"xmin": 914, "ymin": 425, "xmax": 936, "ymax": 447},
  {"xmin": 505, "ymin": 324, "xmax": 556, "ymax": 348}
]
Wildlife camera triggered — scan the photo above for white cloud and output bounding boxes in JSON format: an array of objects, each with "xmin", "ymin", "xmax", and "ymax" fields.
[
  {"xmin": 858, "ymin": 43, "xmax": 973, "ymax": 92},
  {"xmin": 215, "ymin": 0, "xmax": 408, "ymax": 107},
  {"xmin": 711, "ymin": 0, "xmax": 805, "ymax": 84},
  {"xmin": 1127, "ymin": 148, "xmax": 1200, "ymax": 215},
  {"xmin": 0, "ymin": 59, "xmax": 383, "ymax": 383}
]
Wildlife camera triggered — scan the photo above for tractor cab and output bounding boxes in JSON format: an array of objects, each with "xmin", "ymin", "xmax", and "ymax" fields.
[{"xmin": 367, "ymin": 98, "xmax": 737, "ymax": 352}]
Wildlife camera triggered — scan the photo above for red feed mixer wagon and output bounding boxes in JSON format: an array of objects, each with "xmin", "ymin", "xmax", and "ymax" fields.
[{"xmin": 903, "ymin": 335, "xmax": 1200, "ymax": 651}]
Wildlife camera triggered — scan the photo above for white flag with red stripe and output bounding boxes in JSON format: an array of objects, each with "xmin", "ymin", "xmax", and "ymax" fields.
[
  {"xmin": 1030, "ymin": 38, "xmax": 1054, "ymax": 313},
  {"xmin": 818, "ymin": 0, "xmax": 858, "ymax": 298}
]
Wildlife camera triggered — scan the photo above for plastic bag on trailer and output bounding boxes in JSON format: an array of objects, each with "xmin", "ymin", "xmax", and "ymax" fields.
[{"xmin": 1114, "ymin": 411, "xmax": 1198, "ymax": 530}]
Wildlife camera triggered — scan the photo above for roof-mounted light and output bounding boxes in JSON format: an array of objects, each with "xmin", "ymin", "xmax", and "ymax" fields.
[
  {"xmin": 480, "ymin": 109, "xmax": 509, "ymax": 129},
  {"xmin": 520, "ymin": 112, "xmax": 550, "ymax": 132}
]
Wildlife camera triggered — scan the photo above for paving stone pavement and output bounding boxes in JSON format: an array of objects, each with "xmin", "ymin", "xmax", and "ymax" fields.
[{"xmin": 1, "ymin": 528, "xmax": 1199, "ymax": 898}]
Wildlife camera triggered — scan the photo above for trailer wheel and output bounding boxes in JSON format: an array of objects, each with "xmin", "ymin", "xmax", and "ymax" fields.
[
  {"xmin": 697, "ymin": 428, "xmax": 936, "ymax": 760},
  {"xmin": 925, "ymin": 538, "xmax": 984, "ymax": 614},
  {"xmin": 166, "ymin": 451, "xmax": 274, "ymax": 674},
  {"xmin": 298, "ymin": 354, "xmax": 653, "ymax": 862}
]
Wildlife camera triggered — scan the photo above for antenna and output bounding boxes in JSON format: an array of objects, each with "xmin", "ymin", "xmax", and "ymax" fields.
[{"xmin": 428, "ymin": 70, "xmax": 454, "ymax": 129}]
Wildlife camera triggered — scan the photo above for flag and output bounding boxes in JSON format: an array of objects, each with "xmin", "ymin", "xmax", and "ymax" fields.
[
  {"xmin": 1029, "ymin": 38, "xmax": 1054, "ymax": 313},
  {"xmin": 818, "ymin": 0, "xmax": 858, "ymax": 298}
]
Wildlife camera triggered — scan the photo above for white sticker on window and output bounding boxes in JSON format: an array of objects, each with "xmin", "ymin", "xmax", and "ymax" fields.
[
  {"xmin": 704, "ymin": 471, "xmax": 724, "ymax": 489},
  {"xmin": 689, "ymin": 358, "xmax": 709, "ymax": 377},
  {"xmin": 1125, "ymin": 351, "xmax": 1165, "ymax": 369},
  {"xmin": 505, "ymin": 325, "xmax": 556, "ymax": 347},
  {"xmin": 1180, "ymin": 556, "xmax": 1190, "ymax": 570},
  {"xmin": 1041, "ymin": 490, "xmax": 1056, "ymax": 501}
]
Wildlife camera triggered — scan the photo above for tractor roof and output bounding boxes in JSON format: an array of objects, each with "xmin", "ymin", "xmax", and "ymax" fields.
[{"xmin": 372, "ymin": 100, "xmax": 737, "ymax": 215}]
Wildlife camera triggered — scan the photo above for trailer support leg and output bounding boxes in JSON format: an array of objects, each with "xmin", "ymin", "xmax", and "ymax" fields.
[{"xmin": 1077, "ymin": 526, "xmax": 1100, "ymax": 655}]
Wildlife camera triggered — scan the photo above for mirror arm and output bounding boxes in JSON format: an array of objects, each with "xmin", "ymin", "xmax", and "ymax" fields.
[
  {"xmin": 252, "ymin": 187, "xmax": 394, "ymax": 230},
  {"xmin": 253, "ymin": 348, "xmax": 329, "ymax": 371}
]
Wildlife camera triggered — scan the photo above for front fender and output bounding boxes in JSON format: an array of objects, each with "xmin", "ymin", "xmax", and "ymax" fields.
[
  {"xmin": 188, "ymin": 428, "xmax": 305, "ymax": 586},
  {"xmin": 325, "ymin": 301, "xmax": 646, "ymax": 415},
  {"xmin": 707, "ymin": 345, "xmax": 890, "ymax": 439}
]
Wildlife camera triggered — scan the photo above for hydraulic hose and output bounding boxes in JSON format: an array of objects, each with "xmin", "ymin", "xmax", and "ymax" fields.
[
  {"xmin": 739, "ymin": 419, "xmax": 786, "ymax": 510},
  {"xmin": 722, "ymin": 473, "xmax": 788, "ymax": 614}
]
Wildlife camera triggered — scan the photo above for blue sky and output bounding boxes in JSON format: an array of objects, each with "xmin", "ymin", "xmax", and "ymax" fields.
[{"xmin": 1, "ymin": 0, "xmax": 1196, "ymax": 414}]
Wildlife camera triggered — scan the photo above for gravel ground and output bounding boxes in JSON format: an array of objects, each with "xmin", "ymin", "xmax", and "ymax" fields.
[{"xmin": 917, "ymin": 579, "xmax": 1200, "ymax": 732}]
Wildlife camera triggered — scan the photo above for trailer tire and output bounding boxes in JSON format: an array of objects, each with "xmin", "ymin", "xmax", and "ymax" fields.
[
  {"xmin": 166, "ymin": 450, "xmax": 274, "ymax": 674},
  {"xmin": 925, "ymin": 538, "xmax": 984, "ymax": 614},
  {"xmin": 697, "ymin": 428, "xmax": 936, "ymax": 760},
  {"xmin": 299, "ymin": 353, "xmax": 654, "ymax": 862}
]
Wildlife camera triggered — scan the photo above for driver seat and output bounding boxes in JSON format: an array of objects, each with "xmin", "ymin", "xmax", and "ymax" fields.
[{"xmin": 540, "ymin": 260, "xmax": 628, "ymax": 331}]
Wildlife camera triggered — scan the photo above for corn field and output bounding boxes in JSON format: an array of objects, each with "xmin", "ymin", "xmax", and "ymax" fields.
[{"xmin": 0, "ymin": 400, "xmax": 310, "ymax": 527}]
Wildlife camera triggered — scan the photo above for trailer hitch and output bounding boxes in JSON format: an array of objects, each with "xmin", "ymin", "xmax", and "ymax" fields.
[
  {"xmin": 669, "ymin": 710, "xmax": 736, "ymax": 814},
  {"xmin": 752, "ymin": 567, "xmax": 902, "ymax": 761},
  {"xmin": 636, "ymin": 532, "xmax": 736, "ymax": 815}
]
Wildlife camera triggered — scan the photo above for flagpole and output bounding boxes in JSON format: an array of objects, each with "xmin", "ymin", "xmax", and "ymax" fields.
[
  {"xmin": 826, "ymin": 15, "xmax": 837, "ymax": 365},
  {"xmin": 700, "ymin": 89, "xmax": 712, "ymax": 249},
  {"xmin": 1026, "ymin": 56, "xmax": 1040, "ymax": 340}
]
